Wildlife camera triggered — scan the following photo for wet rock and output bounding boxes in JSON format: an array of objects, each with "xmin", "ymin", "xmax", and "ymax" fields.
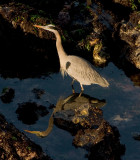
[
  {"xmin": 87, "ymin": 128, "xmax": 125, "ymax": 160},
  {"xmin": 112, "ymin": 0, "xmax": 140, "ymax": 11},
  {"xmin": 16, "ymin": 102, "xmax": 49, "ymax": 125},
  {"xmin": 133, "ymin": 132, "xmax": 140, "ymax": 141},
  {"xmin": 32, "ymin": 88, "xmax": 45, "ymax": 99},
  {"xmin": 87, "ymin": 0, "xmax": 92, "ymax": 6},
  {"xmin": 0, "ymin": 2, "xmax": 51, "ymax": 38},
  {"xmin": 112, "ymin": 0, "xmax": 132, "ymax": 8},
  {"xmin": 54, "ymin": 94, "xmax": 106, "ymax": 133},
  {"xmin": 0, "ymin": 87, "xmax": 15, "ymax": 103},
  {"xmin": 73, "ymin": 123, "xmax": 125, "ymax": 160},
  {"xmin": 53, "ymin": 94, "xmax": 125, "ymax": 159},
  {"xmin": 54, "ymin": 103, "xmax": 104, "ymax": 132},
  {"xmin": 119, "ymin": 12, "xmax": 140, "ymax": 69},
  {"xmin": 92, "ymin": 39, "xmax": 110, "ymax": 66},
  {"xmin": 0, "ymin": 113, "xmax": 50, "ymax": 160},
  {"xmin": 130, "ymin": 72, "xmax": 140, "ymax": 86},
  {"xmin": 69, "ymin": 1, "xmax": 115, "ymax": 66}
]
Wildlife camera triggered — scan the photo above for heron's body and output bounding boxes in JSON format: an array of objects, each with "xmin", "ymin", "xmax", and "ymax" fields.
[
  {"xmin": 61, "ymin": 55, "xmax": 108, "ymax": 87},
  {"xmin": 34, "ymin": 24, "xmax": 109, "ymax": 91}
]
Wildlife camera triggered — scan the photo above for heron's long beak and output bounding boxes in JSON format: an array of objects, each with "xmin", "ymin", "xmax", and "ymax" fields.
[{"xmin": 33, "ymin": 25, "xmax": 44, "ymax": 29}]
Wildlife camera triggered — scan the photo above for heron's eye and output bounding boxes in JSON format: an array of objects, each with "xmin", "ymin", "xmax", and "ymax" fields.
[{"xmin": 50, "ymin": 26, "xmax": 55, "ymax": 29}]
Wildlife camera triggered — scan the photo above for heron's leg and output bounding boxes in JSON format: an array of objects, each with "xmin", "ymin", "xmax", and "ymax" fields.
[
  {"xmin": 71, "ymin": 79, "xmax": 75, "ymax": 94},
  {"xmin": 79, "ymin": 84, "xmax": 84, "ymax": 97},
  {"xmin": 81, "ymin": 84, "xmax": 84, "ymax": 91}
]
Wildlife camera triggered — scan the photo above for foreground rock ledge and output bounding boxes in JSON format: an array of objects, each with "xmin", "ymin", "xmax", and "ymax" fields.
[{"xmin": 0, "ymin": 113, "xmax": 50, "ymax": 160}]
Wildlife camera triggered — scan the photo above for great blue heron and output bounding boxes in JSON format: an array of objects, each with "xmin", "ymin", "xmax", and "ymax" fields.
[{"xmin": 34, "ymin": 24, "xmax": 109, "ymax": 92}]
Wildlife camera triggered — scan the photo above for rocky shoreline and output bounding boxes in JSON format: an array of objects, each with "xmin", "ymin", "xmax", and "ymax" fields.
[
  {"xmin": 0, "ymin": 0, "xmax": 139, "ymax": 69},
  {"xmin": 0, "ymin": 0, "xmax": 139, "ymax": 159}
]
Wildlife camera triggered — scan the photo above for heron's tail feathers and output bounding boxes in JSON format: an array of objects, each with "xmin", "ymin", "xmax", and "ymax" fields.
[
  {"xmin": 60, "ymin": 68, "xmax": 67, "ymax": 78},
  {"xmin": 99, "ymin": 77, "xmax": 109, "ymax": 87}
]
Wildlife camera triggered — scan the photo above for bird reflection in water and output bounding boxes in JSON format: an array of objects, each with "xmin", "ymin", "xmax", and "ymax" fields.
[
  {"xmin": 25, "ymin": 93, "xmax": 125, "ymax": 159},
  {"xmin": 25, "ymin": 93, "xmax": 106, "ymax": 137}
]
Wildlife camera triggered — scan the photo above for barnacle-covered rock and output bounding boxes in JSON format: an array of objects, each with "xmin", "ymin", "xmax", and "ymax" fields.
[
  {"xmin": 0, "ymin": 113, "xmax": 50, "ymax": 159},
  {"xmin": 120, "ymin": 12, "xmax": 140, "ymax": 69}
]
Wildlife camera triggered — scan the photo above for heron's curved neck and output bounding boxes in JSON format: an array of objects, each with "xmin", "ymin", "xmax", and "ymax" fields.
[{"xmin": 54, "ymin": 30, "xmax": 67, "ymax": 60}]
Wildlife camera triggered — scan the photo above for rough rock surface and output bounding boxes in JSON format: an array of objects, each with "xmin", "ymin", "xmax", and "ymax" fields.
[
  {"xmin": 119, "ymin": 12, "xmax": 140, "ymax": 69},
  {"xmin": 112, "ymin": 0, "xmax": 132, "ymax": 7},
  {"xmin": 0, "ymin": 0, "xmax": 139, "ymax": 74},
  {"xmin": 0, "ymin": 113, "xmax": 50, "ymax": 160},
  {"xmin": 0, "ymin": 1, "xmax": 115, "ymax": 67},
  {"xmin": 53, "ymin": 94, "xmax": 125, "ymax": 159}
]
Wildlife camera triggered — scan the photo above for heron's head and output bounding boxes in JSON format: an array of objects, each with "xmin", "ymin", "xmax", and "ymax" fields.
[{"xmin": 34, "ymin": 24, "xmax": 57, "ymax": 33}]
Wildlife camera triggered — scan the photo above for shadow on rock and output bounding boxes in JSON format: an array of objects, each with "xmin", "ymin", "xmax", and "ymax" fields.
[{"xmin": 16, "ymin": 102, "xmax": 49, "ymax": 125}]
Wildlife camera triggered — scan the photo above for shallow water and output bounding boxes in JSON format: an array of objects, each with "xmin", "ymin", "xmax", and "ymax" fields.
[{"xmin": 0, "ymin": 62, "xmax": 140, "ymax": 160}]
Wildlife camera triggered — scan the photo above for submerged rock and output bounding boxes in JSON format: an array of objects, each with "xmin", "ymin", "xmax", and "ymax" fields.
[
  {"xmin": 16, "ymin": 102, "xmax": 49, "ymax": 125},
  {"xmin": 32, "ymin": 88, "xmax": 45, "ymax": 99},
  {"xmin": 133, "ymin": 132, "xmax": 140, "ymax": 141},
  {"xmin": 0, "ymin": 87, "xmax": 15, "ymax": 103}
]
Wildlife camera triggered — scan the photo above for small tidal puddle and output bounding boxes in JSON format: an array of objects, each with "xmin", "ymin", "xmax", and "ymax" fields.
[{"xmin": 0, "ymin": 62, "xmax": 140, "ymax": 160}]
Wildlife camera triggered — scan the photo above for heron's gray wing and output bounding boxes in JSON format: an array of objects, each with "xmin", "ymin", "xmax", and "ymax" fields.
[{"xmin": 65, "ymin": 56, "xmax": 101, "ymax": 84}]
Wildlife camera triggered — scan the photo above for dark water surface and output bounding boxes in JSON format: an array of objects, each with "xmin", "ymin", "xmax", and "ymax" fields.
[{"xmin": 0, "ymin": 62, "xmax": 140, "ymax": 160}]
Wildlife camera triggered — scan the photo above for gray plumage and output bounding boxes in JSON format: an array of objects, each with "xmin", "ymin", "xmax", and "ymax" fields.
[
  {"xmin": 64, "ymin": 55, "xmax": 108, "ymax": 87},
  {"xmin": 34, "ymin": 24, "xmax": 109, "ymax": 91}
]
